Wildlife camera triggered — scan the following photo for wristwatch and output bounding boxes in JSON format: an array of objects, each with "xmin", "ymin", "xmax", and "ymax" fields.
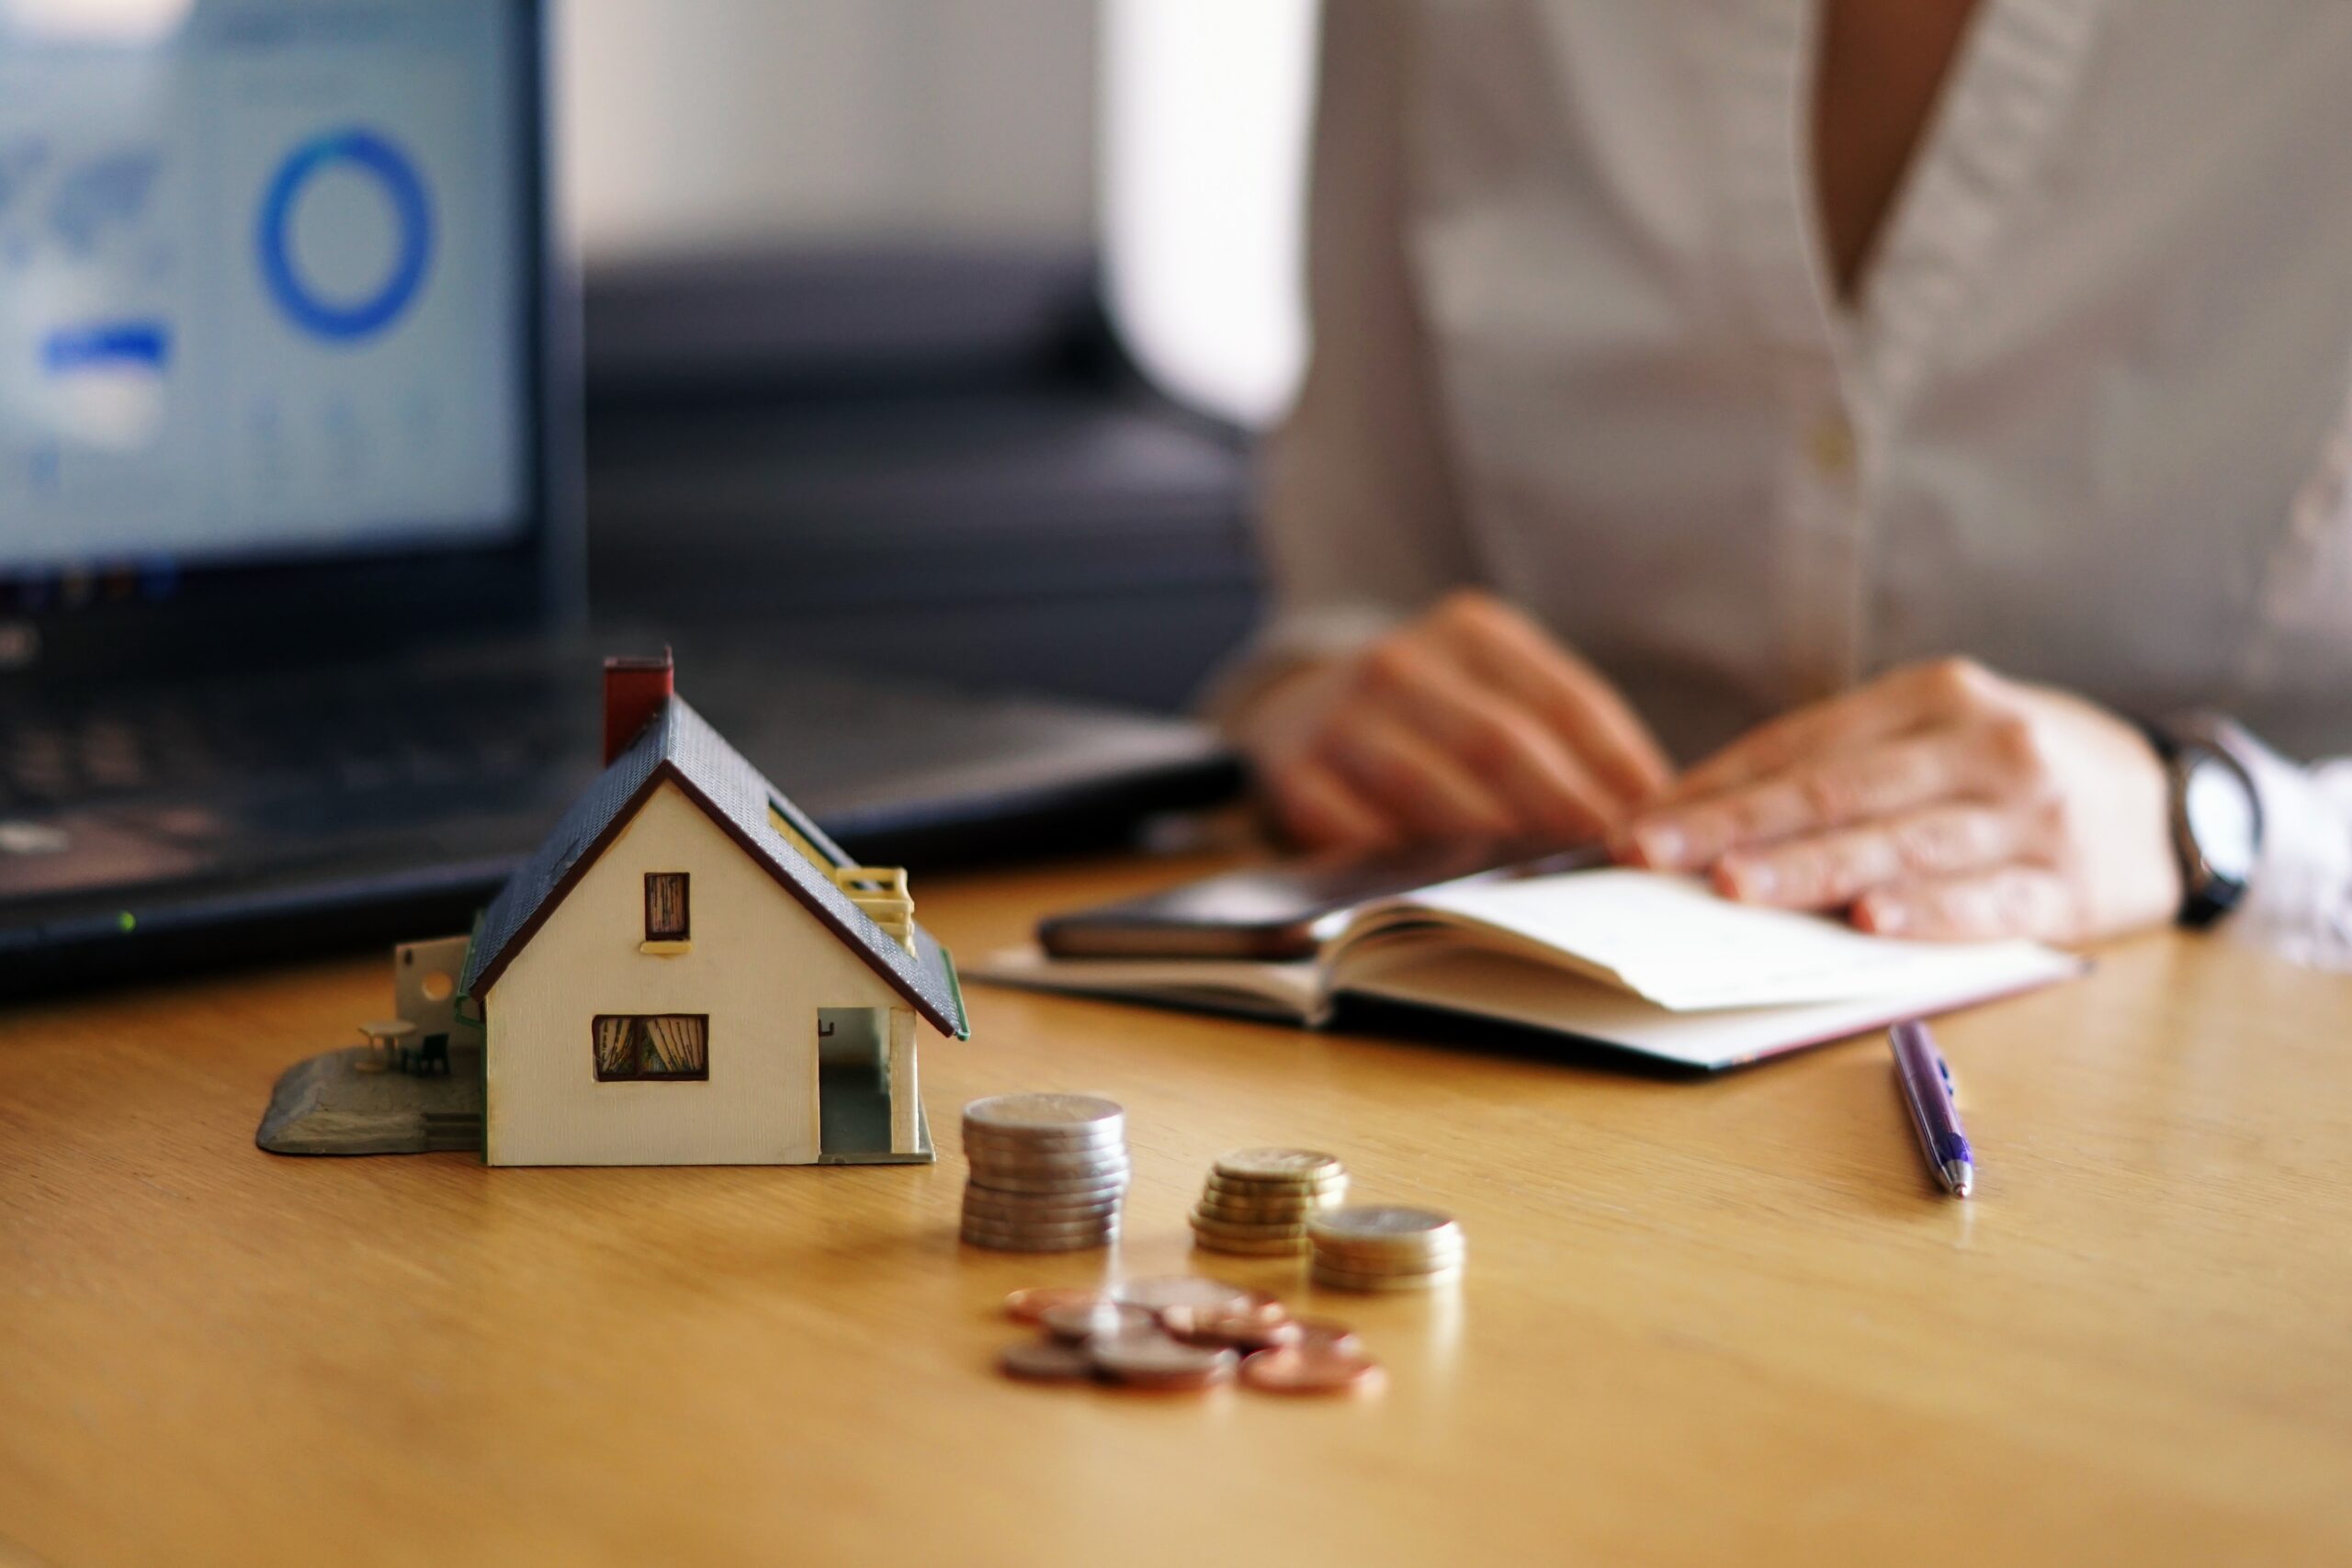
[{"xmin": 2149, "ymin": 724, "xmax": 2264, "ymax": 930}]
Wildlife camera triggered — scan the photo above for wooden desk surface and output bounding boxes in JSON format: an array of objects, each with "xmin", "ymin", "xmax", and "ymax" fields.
[{"xmin": 4, "ymin": 854, "xmax": 2349, "ymax": 1568}]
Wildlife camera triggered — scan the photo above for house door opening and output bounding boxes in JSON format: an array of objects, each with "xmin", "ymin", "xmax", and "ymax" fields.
[{"xmin": 817, "ymin": 1007, "xmax": 892, "ymax": 1158}]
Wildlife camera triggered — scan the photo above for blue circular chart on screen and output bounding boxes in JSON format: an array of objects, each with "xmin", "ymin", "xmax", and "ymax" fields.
[{"xmin": 256, "ymin": 128, "xmax": 433, "ymax": 342}]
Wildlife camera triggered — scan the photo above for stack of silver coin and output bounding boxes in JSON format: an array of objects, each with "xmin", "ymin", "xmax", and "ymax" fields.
[
  {"xmin": 1306, "ymin": 1205, "xmax": 1464, "ymax": 1291},
  {"xmin": 958, "ymin": 1093, "xmax": 1129, "ymax": 1252},
  {"xmin": 1189, "ymin": 1147, "xmax": 1349, "ymax": 1256}
]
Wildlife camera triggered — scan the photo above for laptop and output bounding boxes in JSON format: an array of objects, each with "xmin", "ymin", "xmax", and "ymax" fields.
[{"xmin": 0, "ymin": 0, "xmax": 1237, "ymax": 994}]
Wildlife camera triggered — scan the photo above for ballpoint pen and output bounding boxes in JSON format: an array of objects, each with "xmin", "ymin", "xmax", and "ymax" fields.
[{"xmin": 1890, "ymin": 1020, "xmax": 1973, "ymax": 1197}]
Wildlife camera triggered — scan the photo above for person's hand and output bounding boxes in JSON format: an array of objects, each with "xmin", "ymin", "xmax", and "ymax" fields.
[
  {"xmin": 1617, "ymin": 658, "xmax": 2180, "ymax": 942},
  {"xmin": 1227, "ymin": 591, "xmax": 1672, "ymax": 852}
]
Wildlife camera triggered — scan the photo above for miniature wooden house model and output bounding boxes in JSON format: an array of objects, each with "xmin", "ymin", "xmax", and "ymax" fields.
[{"xmin": 458, "ymin": 655, "xmax": 968, "ymax": 1167}]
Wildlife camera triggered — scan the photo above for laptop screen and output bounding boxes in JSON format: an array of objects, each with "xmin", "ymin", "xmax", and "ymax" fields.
[{"xmin": 0, "ymin": 0, "xmax": 534, "ymax": 584}]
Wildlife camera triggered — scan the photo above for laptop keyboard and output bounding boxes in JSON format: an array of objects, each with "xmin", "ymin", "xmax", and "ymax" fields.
[
  {"xmin": 0, "ymin": 668, "xmax": 578, "ymax": 818},
  {"xmin": 0, "ymin": 647, "xmax": 1231, "ymax": 925}
]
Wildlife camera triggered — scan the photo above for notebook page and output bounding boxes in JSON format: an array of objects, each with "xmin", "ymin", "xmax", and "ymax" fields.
[
  {"xmin": 1385, "ymin": 869, "xmax": 2077, "ymax": 1012},
  {"xmin": 1340, "ymin": 944, "xmax": 2081, "ymax": 1068}
]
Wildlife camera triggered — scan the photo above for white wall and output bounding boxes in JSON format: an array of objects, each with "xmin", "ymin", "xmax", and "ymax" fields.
[
  {"xmin": 558, "ymin": 0, "xmax": 1099, "ymax": 263},
  {"xmin": 484, "ymin": 780, "xmax": 911, "ymax": 1167}
]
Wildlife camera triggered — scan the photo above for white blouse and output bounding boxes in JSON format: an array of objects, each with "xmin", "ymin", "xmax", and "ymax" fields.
[{"xmin": 1248, "ymin": 0, "xmax": 2352, "ymax": 968}]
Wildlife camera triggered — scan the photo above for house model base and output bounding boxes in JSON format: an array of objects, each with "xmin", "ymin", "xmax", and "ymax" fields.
[
  {"xmin": 255, "ymin": 1041, "xmax": 936, "ymax": 1163},
  {"xmin": 257, "ymin": 1043, "xmax": 485, "ymax": 1156}
]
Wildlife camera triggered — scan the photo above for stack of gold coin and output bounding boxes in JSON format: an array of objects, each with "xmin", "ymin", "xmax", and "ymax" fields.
[
  {"xmin": 1189, "ymin": 1147, "xmax": 1348, "ymax": 1256},
  {"xmin": 959, "ymin": 1093, "xmax": 1128, "ymax": 1252},
  {"xmin": 1307, "ymin": 1204, "xmax": 1464, "ymax": 1291}
]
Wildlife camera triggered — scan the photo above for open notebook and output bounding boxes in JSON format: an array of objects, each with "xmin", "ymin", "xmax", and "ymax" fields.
[{"xmin": 972, "ymin": 869, "xmax": 2085, "ymax": 1069}]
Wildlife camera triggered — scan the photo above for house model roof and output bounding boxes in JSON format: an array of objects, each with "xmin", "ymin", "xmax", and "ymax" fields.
[{"xmin": 459, "ymin": 694, "xmax": 968, "ymax": 1039}]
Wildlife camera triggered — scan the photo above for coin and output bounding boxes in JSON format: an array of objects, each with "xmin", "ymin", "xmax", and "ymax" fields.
[
  {"xmin": 1190, "ymin": 1233, "xmax": 1309, "ymax": 1258},
  {"xmin": 1204, "ymin": 1172, "xmax": 1348, "ymax": 1200},
  {"xmin": 964, "ymin": 1141, "xmax": 1133, "ymax": 1169},
  {"xmin": 1308, "ymin": 1239, "xmax": 1466, "ymax": 1272},
  {"xmin": 966, "ymin": 1182, "xmax": 1126, "ymax": 1208},
  {"xmin": 963, "ymin": 1113, "xmax": 1126, "ymax": 1139},
  {"xmin": 967, "ymin": 1165, "xmax": 1128, "ymax": 1185},
  {"xmin": 963, "ymin": 1093, "xmax": 1125, "ymax": 1134},
  {"xmin": 1188, "ymin": 1210, "xmax": 1313, "ymax": 1240},
  {"xmin": 1239, "ymin": 1343, "xmax": 1383, "ymax": 1393},
  {"xmin": 1290, "ymin": 1319, "xmax": 1365, "ymax": 1356},
  {"xmin": 1307, "ymin": 1205, "xmax": 1461, "ymax": 1247},
  {"xmin": 1038, "ymin": 1301, "xmax": 1159, "ymax": 1343},
  {"xmin": 1160, "ymin": 1303, "xmax": 1302, "ymax": 1352},
  {"xmin": 965, "ymin": 1146, "xmax": 1126, "ymax": 1172},
  {"xmin": 963, "ymin": 1198, "xmax": 1125, "ymax": 1228},
  {"xmin": 1215, "ymin": 1148, "xmax": 1346, "ymax": 1184},
  {"xmin": 1308, "ymin": 1247, "xmax": 1465, "ymax": 1278},
  {"xmin": 961, "ymin": 1213, "xmax": 1121, "ymax": 1242},
  {"xmin": 1309, "ymin": 1262, "xmax": 1463, "ymax": 1292},
  {"xmin": 961, "ymin": 1227, "xmax": 1118, "ymax": 1253},
  {"xmin": 955, "ymin": 1213, "xmax": 1119, "ymax": 1232},
  {"xmin": 1114, "ymin": 1276, "xmax": 1271, "ymax": 1316},
  {"xmin": 967, "ymin": 1168, "xmax": 1132, "ymax": 1194},
  {"xmin": 1004, "ymin": 1286, "xmax": 1112, "ymax": 1324},
  {"xmin": 964, "ymin": 1168, "xmax": 1131, "ymax": 1196},
  {"xmin": 963, "ymin": 1123, "xmax": 1126, "ymax": 1152},
  {"xmin": 1195, "ymin": 1190, "xmax": 1332, "ymax": 1220},
  {"xmin": 963, "ymin": 1178, "xmax": 1126, "ymax": 1201},
  {"xmin": 1090, "ymin": 1333, "xmax": 1238, "ymax": 1390},
  {"xmin": 997, "ymin": 1338, "xmax": 1100, "ymax": 1382}
]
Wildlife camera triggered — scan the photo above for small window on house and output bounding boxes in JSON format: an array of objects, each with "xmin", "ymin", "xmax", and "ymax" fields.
[
  {"xmin": 644, "ymin": 872, "xmax": 690, "ymax": 942},
  {"xmin": 593, "ymin": 1014, "xmax": 708, "ymax": 1081}
]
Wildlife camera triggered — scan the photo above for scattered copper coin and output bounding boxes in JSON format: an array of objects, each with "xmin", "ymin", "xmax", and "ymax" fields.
[
  {"xmin": 1114, "ymin": 1276, "xmax": 1271, "ymax": 1317},
  {"xmin": 1003, "ymin": 1286, "xmax": 1112, "ymax": 1325},
  {"xmin": 1239, "ymin": 1343, "xmax": 1384, "ymax": 1394},
  {"xmin": 1090, "ymin": 1332, "xmax": 1239, "ymax": 1390},
  {"xmin": 998, "ymin": 1337, "xmax": 1100, "ymax": 1382},
  {"xmin": 1160, "ymin": 1303, "xmax": 1304, "ymax": 1352},
  {"xmin": 1038, "ymin": 1300, "xmax": 1159, "ymax": 1344},
  {"xmin": 1288, "ymin": 1319, "xmax": 1365, "ymax": 1357}
]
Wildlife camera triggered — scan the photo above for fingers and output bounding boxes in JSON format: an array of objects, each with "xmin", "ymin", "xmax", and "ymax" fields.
[
  {"xmin": 1854, "ymin": 866, "xmax": 2081, "ymax": 942},
  {"xmin": 1713, "ymin": 803, "xmax": 2046, "ymax": 910},
  {"xmin": 1321, "ymin": 711, "xmax": 1521, "ymax": 839},
  {"xmin": 1429, "ymin": 593, "xmax": 1673, "ymax": 805},
  {"xmin": 1625, "ymin": 720, "xmax": 2035, "ymax": 872},
  {"xmin": 1236, "ymin": 591, "xmax": 1675, "ymax": 852},
  {"xmin": 1661, "ymin": 657, "xmax": 2005, "ymax": 806},
  {"xmin": 1263, "ymin": 760, "xmax": 1400, "ymax": 853},
  {"xmin": 1356, "ymin": 638, "xmax": 1622, "ymax": 839}
]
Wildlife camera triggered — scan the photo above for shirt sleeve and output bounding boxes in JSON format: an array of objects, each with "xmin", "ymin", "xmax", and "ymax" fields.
[
  {"xmin": 2210, "ymin": 720, "xmax": 2352, "ymax": 970},
  {"xmin": 1200, "ymin": 0, "xmax": 1477, "ymax": 718}
]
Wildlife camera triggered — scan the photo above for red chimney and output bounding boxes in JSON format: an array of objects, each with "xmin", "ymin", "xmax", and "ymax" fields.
[{"xmin": 602, "ymin": 650, "xmax": 673, "ymax": 763}]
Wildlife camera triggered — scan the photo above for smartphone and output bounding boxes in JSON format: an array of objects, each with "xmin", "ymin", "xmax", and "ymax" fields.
[{"xmin": 1037, "ymin": 839, "xmax": 1603, "ymax": 961}]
